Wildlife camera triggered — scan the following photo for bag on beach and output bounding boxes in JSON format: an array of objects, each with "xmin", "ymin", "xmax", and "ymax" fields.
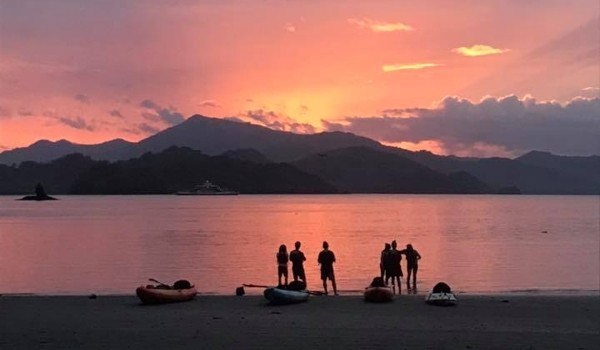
[{"xmin": 432, "ymin": 282, "xmax": 452, "ymax": 293}]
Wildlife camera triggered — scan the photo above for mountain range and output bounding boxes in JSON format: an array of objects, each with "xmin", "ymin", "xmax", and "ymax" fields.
[{"xmin": 1, "ymin": 115, "xmax": 598, "ymax": 194}]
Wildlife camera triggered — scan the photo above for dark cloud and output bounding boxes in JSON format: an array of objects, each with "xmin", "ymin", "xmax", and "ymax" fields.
[
  {"xmin": 74, "ymin": 93, "xmax": 90, "ymax": 104},
  {"xmin": 58, "ymin": 116, "xmax": 94, "ymax": 131},
  {"xmin": 198, "ymin": 100, "xmax": 220, "ymax": 108},
  {"xmin": 18, "ymin": 109, "xmax": 34, "ymax": 116},
  {"xmin": 324, "ymin": 96, "xmax": 600, "ymax": 157},
  {"xmin": 140, "ymin": 99, "xmax": 184, "ymax": 126},
  {"xmin": 109, "ymin": 109, "xmax": 124, "ymax": 118},
  {"xmin": 224, "ymin": 116, "xmax": 246, "ymax": 123},
  {"xmin": 137, "ymin": 122, "xmax": 161, "ymax": 135},
  {"xmin": 237, "ymin": 109, "xmax": 316, "ymax": 134}
]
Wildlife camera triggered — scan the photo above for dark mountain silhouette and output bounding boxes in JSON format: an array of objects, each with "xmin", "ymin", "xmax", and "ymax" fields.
[
  {"xmin": 385, "ymin": 148, "xmax": 599, "ymax": 194},
  {"xmin": 0, "ymin": 114, "xmax": 597, "ymax": 194},
  {"xmin": 0, "ymin": 138, "xmax": 137, "ymax": 165},
  {"xmin": 0, "ymin": 153, "xmax": 98, "ymax": 195},
  {"xmin": 0, "ymin": 147, "xmax": 337, "ymax": 195},
  {"xmin": 516, "ymin": 151, "xmax": 600, "ymax": 181},
  {"xmin": 219, "ymin": 149, "xmax": 271, "ymax": 163},
  {"xmin": 292, "ymin": 147, "xmax": 494, "ymax": 194},
  {"xmin": 135, "ymin": 115, "xmax": 381, "ymax": 161},
  {"xmin": 0, "ymin": 115, "xmax": 379, "ymax": 164}
]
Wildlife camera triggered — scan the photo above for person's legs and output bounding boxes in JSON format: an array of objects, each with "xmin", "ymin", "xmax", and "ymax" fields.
[
  {"xmin": 406, "ymin": 269, "xmax": 413, "ymax": 289},
  {"xmin": 412, "ymin": 266, "xmax": 418, "ymax": 288},
  {"xmin": 395, "ymin": 276, "xmax": 401, "ymax": 294},
  {"xmin": 284, "ymin": 269, "xmax": 288, "ymax": 286},
  {"xmin": 331, "ymin": 274, "xmax": 338, "ymax": 295},
  {"xmin": 300, "ymin": 269, "xmax": 307, "ymax": 284}
]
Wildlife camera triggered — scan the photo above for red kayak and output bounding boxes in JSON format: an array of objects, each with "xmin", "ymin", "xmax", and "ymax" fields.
[
  {"xmin": 364, "ymin": 286, "xmax": 393, "ymax": 303},
  {"xmin": 136, "ymin": 285, "xmax": 197, "ymax": 304}
]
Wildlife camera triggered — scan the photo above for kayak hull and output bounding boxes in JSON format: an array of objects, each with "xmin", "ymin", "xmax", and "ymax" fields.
[
  {"xmin": 364, "ymin": 286, "xmax": 394, "ymax": 303},
  {"xmin": 136, "ymin": 286, "xmax": 197, "ymax": 304},
  {"xmin": 425, "ymin": 292, "xmax": 457, "ymax": 306},
  {"xmin": 263, "ymin": 287, "xmax": 309, "ymax": 305}
]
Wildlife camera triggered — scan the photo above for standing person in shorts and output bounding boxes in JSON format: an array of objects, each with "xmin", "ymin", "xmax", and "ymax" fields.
[
  {"xmin": 400, "ymin": 244, "xmax": 421, "ymax": 291},
  {"xmin": 318, "ymin": 241, "xmax": 338, "ymax": 295},
  {"xmin": 276, "ymin": 244, "xmax": 289, "ymax": 287},
  {"xmin": 289, "ymin": 241, "xmax": 307, "ymax": 286},
  {"xmin": 385, "ymin": 240, "xmax": 403, "ymax": 294}
]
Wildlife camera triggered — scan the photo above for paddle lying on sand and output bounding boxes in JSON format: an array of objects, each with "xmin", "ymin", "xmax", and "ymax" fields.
[{"xmin": 242, "ymin": 283, "xmax": 326, "ymax": 296}]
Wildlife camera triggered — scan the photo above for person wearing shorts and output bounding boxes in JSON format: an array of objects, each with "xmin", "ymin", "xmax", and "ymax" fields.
[
  {"xmin": 400, "ymin": 244, "xmax": 421, "ymax": 290},
  {"xmin": 317, "ymin": 241, "xmax": 338, "ymax": 295},
  {"xmin": 289, "ymin": 241, "xmax": 307, "ymax": 284},
  {"xmin": 276, "ymin": 244, "xmax": 289, "ymax": 287}
]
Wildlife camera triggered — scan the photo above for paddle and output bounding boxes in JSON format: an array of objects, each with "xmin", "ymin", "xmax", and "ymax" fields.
[
  {"xmin": 149, "ymin": 278, "xmax": 170, "ymax": 288},
  {"xmin": 242, "ymin": 283, "xmax": 326, "ymax": 296}
]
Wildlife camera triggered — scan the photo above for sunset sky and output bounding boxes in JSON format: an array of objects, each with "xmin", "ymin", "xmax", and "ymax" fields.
[{"xmin": 0, "ymin": 0, "xmax": 598, "ymax": 157}]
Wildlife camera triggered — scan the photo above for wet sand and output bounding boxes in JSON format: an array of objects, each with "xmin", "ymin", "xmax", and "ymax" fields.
[{"xmin": 0, "ymin": 294, "xmax": 598, "ymax": 349}]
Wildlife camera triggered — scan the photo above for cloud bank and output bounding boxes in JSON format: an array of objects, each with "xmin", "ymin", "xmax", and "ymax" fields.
[{"xmin": 323, "ymin": 96, "xmax": 600, "ymax": 157}]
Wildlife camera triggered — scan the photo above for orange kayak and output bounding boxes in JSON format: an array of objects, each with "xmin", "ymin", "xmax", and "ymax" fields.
[
  {"xmin": 364, "ymin": 286, "xmax": 393, "ymax": 303},
  {"xmin": 136, "ymin": 285, "xmax": 197, "ymax": 304}
]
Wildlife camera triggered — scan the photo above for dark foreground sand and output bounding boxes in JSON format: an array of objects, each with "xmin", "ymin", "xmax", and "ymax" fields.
[{"xmin": 0, "ymin": 294, "xmax": 598, "ymax": 349}]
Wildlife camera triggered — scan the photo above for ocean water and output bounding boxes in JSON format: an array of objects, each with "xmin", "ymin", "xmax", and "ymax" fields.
[{"xmin": 0, "ymin": 195, "xmax": 598, "ymax": 295}]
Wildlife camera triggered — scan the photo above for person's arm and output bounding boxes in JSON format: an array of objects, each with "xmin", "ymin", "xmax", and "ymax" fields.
[
  {"xmin": 332, "ymin": 252, "xmax": 336, "ymax": 263},
  {"xmin": 416, "ymin": 251, "xmax": 421, "ymax": 260},
  {"xmin": 302, "ymin": 252, "xmax": 306, "ymax": 262},
  {"xmin": 317, "ymin": 252, "xmax": 322, "ymax": 265}
]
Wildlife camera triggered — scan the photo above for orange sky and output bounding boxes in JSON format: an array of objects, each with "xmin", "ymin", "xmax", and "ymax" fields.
[{"xmin": 0, "ymin": 1, "xmax": 598, "ymax": 156}]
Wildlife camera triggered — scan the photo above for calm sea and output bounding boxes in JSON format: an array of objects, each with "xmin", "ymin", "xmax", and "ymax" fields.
[{"xmin": 0, "ymin": 195, "xmax": 598, "ymax": 296}]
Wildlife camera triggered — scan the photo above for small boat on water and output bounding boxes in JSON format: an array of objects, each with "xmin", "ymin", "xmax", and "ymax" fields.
[
  {"xmin": 263, "ymin": 287, "xmax": 309, "ymax": 305},
  {"xmin": 364, "ymin": 286, "xmax": 394, "ymax": 302},
  {"xmin": 175, "ymin": 180, "xmax": 238, "ymax": 196},
  {"xmin": 136, "ymin": 279, "xmax": 197, "ymax": 304}
]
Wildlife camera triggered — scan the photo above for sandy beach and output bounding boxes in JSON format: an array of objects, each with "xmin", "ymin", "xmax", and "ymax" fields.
[{"xmin": 0, "ymin": 294, "xmax": 598, "ymax": 349}]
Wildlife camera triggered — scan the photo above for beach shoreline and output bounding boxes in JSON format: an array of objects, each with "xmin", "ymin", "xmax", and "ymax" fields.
[{"xmin": 1, "ymin": 294, "xmax": 598, "ymax": 349}]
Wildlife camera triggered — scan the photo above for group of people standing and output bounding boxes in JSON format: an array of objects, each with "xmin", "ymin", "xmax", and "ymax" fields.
[
  {"xmin": 276, "ymin": 241, "xmax": 338, "ymax": 295},
  {"xmin": 380, "ymin": 241, "xmax": 421, "ymax": 293},
  {"xmin": 275, "ymin": 240, "xmax": 420, "ymax": 295}
]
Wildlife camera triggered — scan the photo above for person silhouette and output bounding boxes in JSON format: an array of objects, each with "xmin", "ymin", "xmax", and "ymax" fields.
[
  {"xmin": 385, "ymin": 240, "xmax": 403, "ymax": 294},
  {"xmin": 276, "ymin": 244, "xmax": 289, "ymax": 287},
  {"xmin": 289, "ymin": 241, "xmax": 307, "ymax": 285},
  {"xmin": 400, "ymin": 244, "xmax": 421, "ymax": 291},
  {"xmin": 318, "ymin": 241, "xmax": 337, "ymax": 295},
  {"xmin": 380, "ymin": 243, "xmax": 391, "ymax": 279}
]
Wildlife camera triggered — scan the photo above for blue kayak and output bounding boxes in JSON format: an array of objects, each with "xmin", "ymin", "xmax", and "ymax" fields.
[{"xmin": 263, "ymin": 287, "xmax": 309, "ymax": 305}]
